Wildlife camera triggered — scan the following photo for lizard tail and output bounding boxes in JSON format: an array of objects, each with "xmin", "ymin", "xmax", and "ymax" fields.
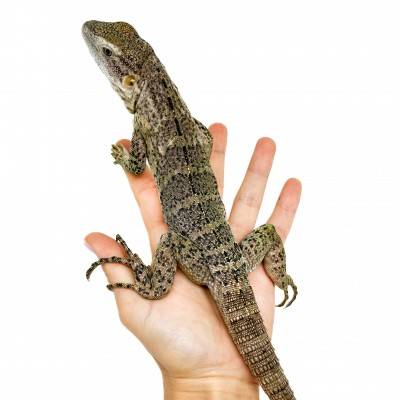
[{"xmin": 212, "ymin": 279, "xmax": 296, "ymax": 400}]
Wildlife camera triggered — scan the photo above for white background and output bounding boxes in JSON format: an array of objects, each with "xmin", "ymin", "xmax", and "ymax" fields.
[{"xmin": 1, "ymin": 1, "xmax": 399, "ymax": 398}]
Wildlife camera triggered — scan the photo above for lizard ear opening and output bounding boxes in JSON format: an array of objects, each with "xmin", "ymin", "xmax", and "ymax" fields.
[{"xmin": 122, "ymin": 75, "xmax": 136, "ymax": 88}]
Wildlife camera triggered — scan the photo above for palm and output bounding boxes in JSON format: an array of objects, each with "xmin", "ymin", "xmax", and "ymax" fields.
[
  {"xmin": 86, "ymin": 123, "xmax": 301, "ymax": 384},
  {"xmin": 135, "ymin": 272, "xmax": 248, "ymax": 374}
]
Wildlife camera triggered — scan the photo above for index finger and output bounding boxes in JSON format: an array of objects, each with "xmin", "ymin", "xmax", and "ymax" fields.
[
  {"xmin": 209, "ymin": 123, "xmax": 227, "ymax": 196},
  {"xmin": 118, "ymin": 139, "xmax": 167, "ymax": 252}
]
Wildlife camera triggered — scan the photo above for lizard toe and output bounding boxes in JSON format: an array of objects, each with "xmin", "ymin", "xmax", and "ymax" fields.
[
  {"xmin": 285, "ymin": 280, "xmax": 298, "ymax": 308},
  {"xmin": 276, "ymin": 288, "xmax": 289, "ymax": 307}
]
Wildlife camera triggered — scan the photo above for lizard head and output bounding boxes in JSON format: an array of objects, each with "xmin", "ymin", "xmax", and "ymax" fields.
[{"xmin": 82, "ymin": 20, "xmax": 152, "ymax": 113}]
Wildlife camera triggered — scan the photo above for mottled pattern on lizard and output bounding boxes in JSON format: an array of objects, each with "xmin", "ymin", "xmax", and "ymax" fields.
[{"xmin": 82, "ymin": 20, "xmax": 297, "ymax": 399}]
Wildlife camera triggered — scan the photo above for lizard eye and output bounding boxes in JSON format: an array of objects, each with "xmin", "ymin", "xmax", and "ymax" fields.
[{"xmin": 102, "ymin": 47, "xmax": 113, "ymax": 57}]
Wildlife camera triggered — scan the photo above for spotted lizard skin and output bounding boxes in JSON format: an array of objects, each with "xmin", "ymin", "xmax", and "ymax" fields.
[{"xmin": 83, "ymin": 20, "xmax": 297, "ymax": 399}]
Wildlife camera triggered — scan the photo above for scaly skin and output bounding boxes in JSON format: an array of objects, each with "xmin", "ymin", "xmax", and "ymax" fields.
[{"xmin": 82, "ymin": 20, "xmax": 297, "ymax": 399}]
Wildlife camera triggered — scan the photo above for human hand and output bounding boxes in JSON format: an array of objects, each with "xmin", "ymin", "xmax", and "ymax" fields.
[{"xmin": 85, "ymin": 123, "xmax": 301, "ymax": 399}]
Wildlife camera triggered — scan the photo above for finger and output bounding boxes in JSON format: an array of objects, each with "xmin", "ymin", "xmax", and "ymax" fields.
[
  {"xmin": 85, "ymin": 232, "xmax": 151, "ymax": 321},
  {"xmin": 267, "ymin": 178, "xmax": 302, "ymax": 242},
  {"xmin": 229, "ymin": 138, "xmax": 276, "ymax": 241},
  {"xmin": 117, "ymin": 139, "xmax": 167, "ymax": 252},
  {"xmin": 208, "ymin": 123, "xmax": 227, "ymax": 196}
]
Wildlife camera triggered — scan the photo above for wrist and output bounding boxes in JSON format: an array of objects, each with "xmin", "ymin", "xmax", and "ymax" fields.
[{"xmin": 162, "ymin": 371, "xmax": 259, "ymax": 400}]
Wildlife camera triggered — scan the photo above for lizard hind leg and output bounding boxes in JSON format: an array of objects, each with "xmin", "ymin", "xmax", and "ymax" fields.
[
  {"xmin": 263, "ymin": 224, "xmax": 298, "ymax": 308},
  {"xmin": 86, "ymin": 232, "xmax": 178, "ymax": 300},
  {"xmin": 239, "ymin": 223, "xmax": 298, "ymax": 308}
]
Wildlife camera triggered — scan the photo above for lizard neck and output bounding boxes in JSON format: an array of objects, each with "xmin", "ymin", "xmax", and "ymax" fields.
[
  {"xmin": 132, "ymin": 54, "xmax": 223, "ymax": 238},
  {"xmin": 134, "ymin": 55, "xmax": 199, "ymax": 179},
  {"xmin": 136, "ymin": 62, "xmax": 192, "ymax": 130}
]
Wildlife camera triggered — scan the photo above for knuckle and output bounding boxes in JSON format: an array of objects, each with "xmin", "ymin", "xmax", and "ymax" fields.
[{"xmin": 237, "ymin": 193, "xmax": 261, "ymax": 209}]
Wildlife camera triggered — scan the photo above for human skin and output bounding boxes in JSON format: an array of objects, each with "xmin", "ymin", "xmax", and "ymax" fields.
[{"xmin": 85, "ymin": 123, "xmax": 302, "ymax": 400}]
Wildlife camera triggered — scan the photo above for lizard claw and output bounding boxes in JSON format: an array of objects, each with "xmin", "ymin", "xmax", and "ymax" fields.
[
  {"xmin": 276, "ymin": 289, "xmax": 289, "ymax": 307},
  {"xmin": 275, "ymin": 276, "xmax": 298, "ymax": 308},
  {"xmin": 285, "ymin": 280, "xmax": 298, "ymax": 308}
]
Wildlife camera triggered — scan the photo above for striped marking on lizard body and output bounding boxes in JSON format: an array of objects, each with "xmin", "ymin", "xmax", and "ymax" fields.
[
  {"xmin": 200, "ymin": 241, "xmax": 236, "ymax": 257},
  {"xmin": 157, "ymin": 164, "xmax": 214, "ymax": 188},
  {"xmin": 184, "ymin": 218, "xmax": 227, "ymax": 240},
  {"xmin": 158, "ymin": 136, "xmax": 206, "ymax": 152},
  {"xmin": 164, "ymin": 193, "xmax": 221, "ymax": 216}
]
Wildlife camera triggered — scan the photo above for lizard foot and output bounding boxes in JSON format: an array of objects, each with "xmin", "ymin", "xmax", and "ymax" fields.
[
  {"xmin": 111, "ymin": 143, "xmax": 130, "ymax": 168},
  {"xmin": 86, "ymin": 255, "xmax": 134, "ymax": 280},
  {"xmin": 86, "ymin": 234, "xmax": 136, "ymax": 280},
  {"xmin": 86, "ymin": 232, "xmax": 178, "ymax": 299},
  {"xmin": 276, "ymin": 275, "xmax": 298, "ymax": 308},
  {"xmin": 111, "ymin": 143, "xmax": 146, "ymax": 175},
  {"xmin": 116, "ymin": 234, "xmax": 135, "ymax": 258}
]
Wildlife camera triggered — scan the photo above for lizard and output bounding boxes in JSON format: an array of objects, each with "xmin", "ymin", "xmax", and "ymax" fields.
[{"xmin": 82, "ymin": 20, "xmax": 298, "ymax": 399}]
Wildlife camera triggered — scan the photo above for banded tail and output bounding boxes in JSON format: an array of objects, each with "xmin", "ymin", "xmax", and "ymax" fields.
[{"xmin": 211, "ymin": 279, "xmax": 295, "ymax": 399}]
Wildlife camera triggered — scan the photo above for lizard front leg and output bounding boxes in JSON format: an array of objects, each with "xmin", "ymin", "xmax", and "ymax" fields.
[
  {"xmin": 111, "ymin": 130, "xmax": 146, "ymax": 175},
  {"xmin": 86, "ymin": 232, "xmax": 177, "ymax": 299},
  {"xmin": 194, "ymin": 118, "xmax": 213, "ymax": 159},
  {"xmin": 239, "ymin": 224, "xmax": 298, "ymax": 307}
]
